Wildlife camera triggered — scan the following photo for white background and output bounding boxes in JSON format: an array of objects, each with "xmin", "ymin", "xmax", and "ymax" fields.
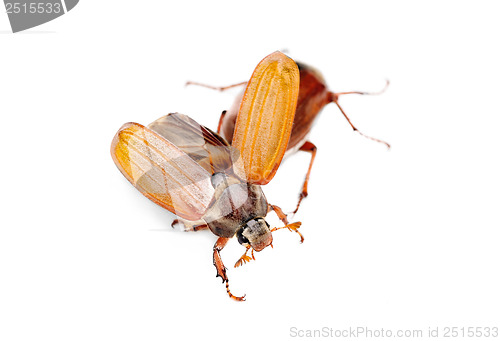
[{"xmin": 1, "ymin": 1, "xmax": 499, "ymax": 340}]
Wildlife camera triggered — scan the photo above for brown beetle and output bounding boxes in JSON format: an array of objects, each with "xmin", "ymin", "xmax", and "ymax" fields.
[
  {"xmin": 187, "ymin": 61, "xmax": 390, "ymax": 213},
  {"xmin": 111, "ymin": 52, "xmax": 303, "ymax": 301}
]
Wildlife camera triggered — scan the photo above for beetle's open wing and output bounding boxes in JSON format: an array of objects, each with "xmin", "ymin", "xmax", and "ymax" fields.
[
  {"xmin": 147, "ymin": 113, "xmax": 236, "ymax": 175},
  {"xmin": 232, "ymin": 51, "xmax": 300, "ymax": 185},
  {"xmin": 111, "ymin": 122, "xmax": 215, "ymax": 221}
]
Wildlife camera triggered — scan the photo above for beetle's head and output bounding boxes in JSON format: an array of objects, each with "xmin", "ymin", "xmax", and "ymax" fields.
[{"xmin": 236, "ymin": 217, "xmax": 272, "ymax": 252}]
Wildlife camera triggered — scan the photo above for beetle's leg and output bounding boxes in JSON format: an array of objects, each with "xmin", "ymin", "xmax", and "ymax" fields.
[
  {"xmin": 213, "ymin": 237, "xmax": 246, "ymax": 301},
  {"xmin": 171, "ymin": 219, "xmax": 208, "ymax": 232},
  {"xmin": 269, "ymin": 204, "xmax": 304, "ymax": 243},
  {"xmin": 292, "ymin": 141, "xmax": 317, "ymax": 215},
  {"xmin": 328, "ymin": 80, "xmax": 391, "ymax": 149},
  {"xmin": 185, "ymin": 81, "xmax": 247, "ymax": 92},
  {"xmin": 186, "ymin": 224, "xmax": 208, "ymax": 232},
  {"xmin": 217, "ymin": 110, "xmax": 227, "ymax": 134},
  {"xmin": 234, "ymin": 245, "xmax": 255, "ymax": 268},
  {"xmin": 334, "ymin": 79, "xmax": 390, "ymax": 98},
  {"xmin": 332, "ymin": 99, "xmax": 391, "ymax": 149},
  {"xmin": 269, "ymin": 204, "xmax": 289, "ymax": 225},
  {"xmin": 213, "ymin": 237, "xmax": 229, "ymax": 281}
]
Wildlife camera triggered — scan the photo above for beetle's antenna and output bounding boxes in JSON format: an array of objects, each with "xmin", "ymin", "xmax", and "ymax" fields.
[
  {"xmin": 269, "ymin": 205, "xmax": 304, "ymax": 242},
  {"xmin": 271, "ymin": 222, "xmax": 304, "ymax": 243},
  {"xmin": 235, "ymin": 246, "xmax": 255, "ymax": 268},
  {"xmin": 328, "ymin": 82, "xmax": 391, "ymax": 150}
]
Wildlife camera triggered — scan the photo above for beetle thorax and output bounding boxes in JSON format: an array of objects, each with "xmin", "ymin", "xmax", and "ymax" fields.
[{"xmin": 203, "ymin": 173, "xmax": 268, "ymax": 238}]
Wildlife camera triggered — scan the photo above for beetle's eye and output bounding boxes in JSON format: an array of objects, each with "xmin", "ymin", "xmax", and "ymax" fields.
[{"xmin": 237, "ymin": 229, "xmax": 249, "ymax": 245}]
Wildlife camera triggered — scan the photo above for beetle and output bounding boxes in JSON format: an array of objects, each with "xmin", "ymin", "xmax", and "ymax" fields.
[
  {"xmin": 187, "ymin": 60, "xmax": 390, "ymax": 213},
  {"xmin": 111, "ymin": 51, "xmax": 302, "ymax": 301}
]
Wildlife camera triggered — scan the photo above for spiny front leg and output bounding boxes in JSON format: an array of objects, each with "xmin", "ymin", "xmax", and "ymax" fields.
[
  {"xmin": 234, "ymin": 246, "xmax": 256, "ymax": 268},
  {"xmin": 213, "ymin": 237, "xmax": 246, "ymax": 301}
]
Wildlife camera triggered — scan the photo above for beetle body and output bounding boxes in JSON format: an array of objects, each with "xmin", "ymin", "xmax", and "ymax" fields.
[{"xmin": 111, "ymin": 52, "xmax": 302, "ymax": 301}]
